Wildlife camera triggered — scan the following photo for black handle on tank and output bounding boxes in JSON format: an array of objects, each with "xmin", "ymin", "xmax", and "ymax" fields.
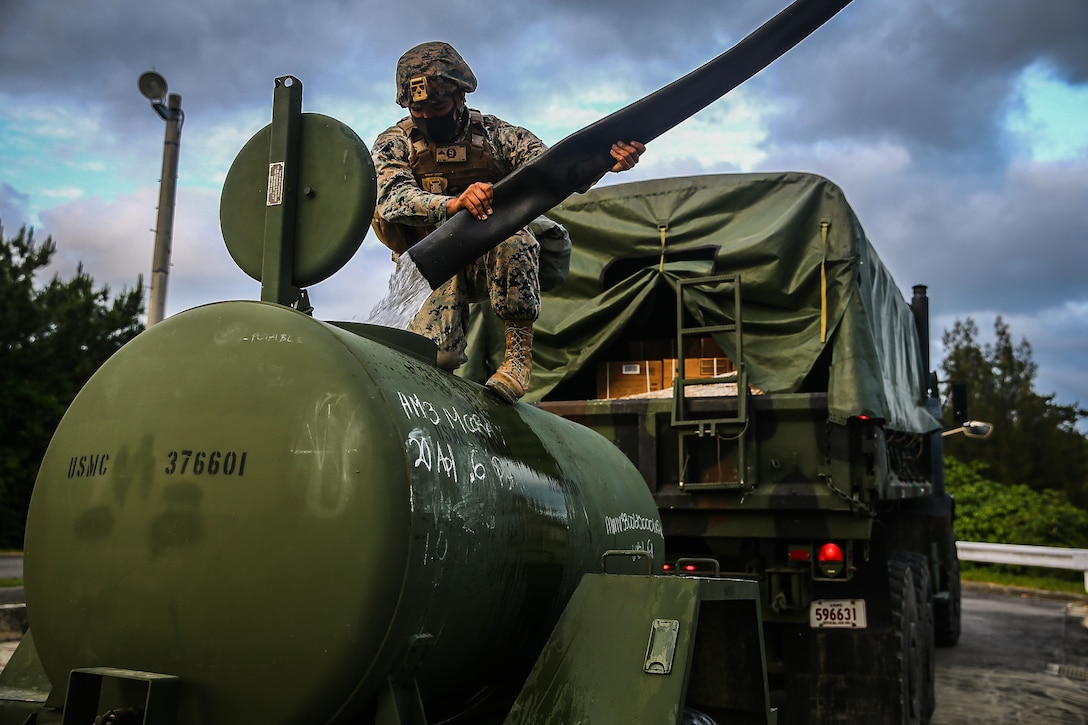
[{"xmin": 405, "ymin": 0, "xmax": 854, "ymax": 289}]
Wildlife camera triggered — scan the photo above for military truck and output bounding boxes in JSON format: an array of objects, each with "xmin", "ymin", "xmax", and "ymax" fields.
[{"xmin": 463, "ymin": 171, "xmax": 960, "ymax": 724}]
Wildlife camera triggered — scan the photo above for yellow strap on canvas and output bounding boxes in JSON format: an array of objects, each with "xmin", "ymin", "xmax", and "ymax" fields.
[{"xmin": 658, "ymin": 224, "xmax": 668, "ymax": 272}]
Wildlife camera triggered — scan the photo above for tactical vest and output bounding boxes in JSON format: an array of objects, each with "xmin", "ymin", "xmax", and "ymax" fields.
[{"xmin": 372, "ymin": 110, "xmax": 506, "ymax": 254}]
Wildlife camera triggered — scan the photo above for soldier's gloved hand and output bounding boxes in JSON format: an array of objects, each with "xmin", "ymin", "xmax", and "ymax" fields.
[{"xmin": 447, "ymin": 181, "xmax": 494, "ymax": 221}]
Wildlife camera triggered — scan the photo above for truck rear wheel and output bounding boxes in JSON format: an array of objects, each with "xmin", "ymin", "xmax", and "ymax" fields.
[
  {"xmin": 934, "ymin": 553, "xmax": 962, "ymax": 647},
  {"xmin": 889, "ymin": 555, "xmax": 926, "ymax": 725},
  {"xmin": 904, "ymin": 553, "xmax": 936, "ymax": 721}
]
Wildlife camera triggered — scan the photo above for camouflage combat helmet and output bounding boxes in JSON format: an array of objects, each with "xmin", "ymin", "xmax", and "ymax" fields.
[{"xmin": 396, "ymin": 41, "xmax": 478, "ymax": 107}]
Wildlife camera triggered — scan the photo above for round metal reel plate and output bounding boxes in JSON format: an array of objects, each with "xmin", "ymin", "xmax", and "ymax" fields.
[{"xmin": 220, "ymin": 113, "xmax": 376, "ymax": 288}]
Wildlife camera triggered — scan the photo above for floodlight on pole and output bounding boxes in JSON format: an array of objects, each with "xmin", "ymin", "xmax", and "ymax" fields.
[{"xmin": 139, "ymin": 70, "xmax": 184, "ymax": 328}]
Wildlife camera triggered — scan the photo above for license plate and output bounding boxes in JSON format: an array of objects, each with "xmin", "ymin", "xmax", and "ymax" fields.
[{"xmin": 809, "ymin": 599, "xmax": 867, "ymax": 628}]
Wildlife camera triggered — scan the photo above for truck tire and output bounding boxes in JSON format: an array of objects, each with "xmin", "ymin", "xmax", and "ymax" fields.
[
  {"xmin": 934, "ymin": 553, "xmax": 962, "ymax": 647},
  {"xmin": 889, "ymin": 554, "xmax": 925, "ymax": 725},
  {"xmin": 904, "ymin": 553, "xmax": 936, "ymax": 722},
  {"xmin": 682, "ymin": 708, "xmax": 718, "ymax": 725}
]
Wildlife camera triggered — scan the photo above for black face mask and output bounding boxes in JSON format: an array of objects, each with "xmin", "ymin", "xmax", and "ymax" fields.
[{"xmin": 418, "ymin": 103, "xmax": 465, "ymax": 143}]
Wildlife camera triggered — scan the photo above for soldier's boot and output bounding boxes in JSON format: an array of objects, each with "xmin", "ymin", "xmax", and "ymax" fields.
[{"xmin": 485, "ymin": 320, "xmax": 534, "ymax": 403}]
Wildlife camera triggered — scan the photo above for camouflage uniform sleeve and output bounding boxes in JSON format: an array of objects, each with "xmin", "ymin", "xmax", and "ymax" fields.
[
  {"xmin": 484, "ymin": 114, "xmax": 547, "ymax": 173},
  {"xmin": 372, "ymin": 123, "xmax": 450, "ymax": 227}
]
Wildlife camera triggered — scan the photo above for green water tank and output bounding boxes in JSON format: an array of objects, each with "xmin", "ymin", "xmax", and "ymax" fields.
[{"xmin": 24, "ymin": 301, "xmax": 663, "ymax": 724}]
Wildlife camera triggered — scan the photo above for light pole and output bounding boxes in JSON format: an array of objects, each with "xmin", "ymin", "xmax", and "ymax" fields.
[{"xmin": 138, "ymin": 71, "xmax": 184, "ymax": 328}]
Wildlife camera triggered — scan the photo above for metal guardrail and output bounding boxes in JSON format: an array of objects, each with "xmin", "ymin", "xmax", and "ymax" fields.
[{"xmin": 957, "ymin": 541, "xmax": 1088, "ymax": 592}]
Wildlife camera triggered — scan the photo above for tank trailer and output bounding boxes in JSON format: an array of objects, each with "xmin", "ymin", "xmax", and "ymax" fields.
[{"xmin": 0, "ymin": 81, "xmax": 776, "ymax": 725}]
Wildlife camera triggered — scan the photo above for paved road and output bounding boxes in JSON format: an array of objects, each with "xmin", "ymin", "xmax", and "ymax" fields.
[
  {"xmin": 0, "ymin": 555, "xmax": 23, "ymax": 604},
  {"xmin": 932, "ymin": 584, "xmax": 1088, "ymax": 724},
  {"xmin": 0, "ymin": 555, "xmax": 22, "ymax": 582}
]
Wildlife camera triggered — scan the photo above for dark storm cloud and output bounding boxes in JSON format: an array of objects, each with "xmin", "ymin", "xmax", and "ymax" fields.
[
  {"xmin": 761, "ymin": 1, "xmax": 1088, "ymax": 169},
  {"xmin": 762, "ymin": 136, "xmax": 1088, "ymax": 319},
  {"xmin": 885, "ymin": 163, "xmax": 1088, "ymax": 313},
  {"xmin": 0, "ymin": 1, "xmax": 486, "ymax": 146},
  {"xmin": 0, "ymin": 1, "xmax": 836, "ymax": 125}
]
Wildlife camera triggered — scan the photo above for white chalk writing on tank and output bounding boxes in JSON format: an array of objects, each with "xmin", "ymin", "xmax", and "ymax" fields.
[
  {"xmin": 241, "ymin": 332, "xmax": 302, "ymax": 343},
  {"xmin": 396, "ymin": 391, "xmax": 495, "ymax": 438},
  {"xmin": 604, "ymin": 512, "xmax": 664, "ymax": 538}
]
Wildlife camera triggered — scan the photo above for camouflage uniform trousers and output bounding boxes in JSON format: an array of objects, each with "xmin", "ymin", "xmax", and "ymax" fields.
[{"xmin": 408, "ymin": 228, "xmax": 540, "ymax": 369}]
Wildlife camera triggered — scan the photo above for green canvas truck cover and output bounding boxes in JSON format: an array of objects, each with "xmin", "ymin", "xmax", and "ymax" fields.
[{"xmin": 462, "ymin": 172, "xmax": 938, "ymax": 435}]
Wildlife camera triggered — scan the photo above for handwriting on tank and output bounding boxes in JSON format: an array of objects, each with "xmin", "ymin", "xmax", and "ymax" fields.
[
  {"xmin": 396, "ymin": 391, "xmax": 495, "ymax": 438},
  {"xmin": 604, "ymin": 512, "xmax": 665, "ymax": 538},
  {"xmin": 406, "ymin": 428, "xmax": 507, "ymax": 489},
  {"xmin": 241, "ymin": 332, "xmax": 302, "ymax": 343}
]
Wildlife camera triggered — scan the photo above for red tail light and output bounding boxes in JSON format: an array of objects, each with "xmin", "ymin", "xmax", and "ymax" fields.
[
  {"xmin": 818, "ymin": 543, "xmax": 843, "ymax": 563},
  {"xmin": 817, "ymin": 542, "xmax": 845, "ymax": 577},
  {"xmin": 789, "ymin": 546, "xmax": 812, "ymax": 562}
]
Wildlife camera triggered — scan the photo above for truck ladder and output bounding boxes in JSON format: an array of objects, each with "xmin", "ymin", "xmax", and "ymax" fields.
[{"xmin": 672, "ymin": 273, "xmax": 750, "ymax": 490}]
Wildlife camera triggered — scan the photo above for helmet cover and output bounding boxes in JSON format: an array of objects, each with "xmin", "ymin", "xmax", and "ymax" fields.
[{"xmin": 396, "ymin": 41, "xmax": 477, "ymax": 107}]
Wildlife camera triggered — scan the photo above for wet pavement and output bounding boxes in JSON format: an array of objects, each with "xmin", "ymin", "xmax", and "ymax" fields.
[{"xmin": 932, "ymin": 584, "xmax": 1088, "ymax": 724}]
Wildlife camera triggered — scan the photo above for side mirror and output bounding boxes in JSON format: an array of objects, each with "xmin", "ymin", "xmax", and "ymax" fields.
[{"xmin": 942, "ymin": 420, "xmax": 993, "ymax": 439}]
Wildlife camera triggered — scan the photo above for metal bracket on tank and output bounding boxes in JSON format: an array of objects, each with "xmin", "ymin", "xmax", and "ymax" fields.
[
  {"xmin": 375, "ymin": 675, "xmax": 427, "ymax": 725},
  {"xmin": 61, "ymin": 667, "xmax": 180, "ymax": 725},
  {"xmin": 219, "ymin": 76, "xmax": 377, "ymax": 312},
  {"xmin": 674, "ymin": 557, "xmax": 722, "ymax": 577},
  {"xmin": 601, "ymin": 549, "xmax": 654, "ymax": 575},
  {"xmin": 374, "ymin": 633, "xmax": 434, "ymax": 725},
  {"xmin": 260, "ymin": 75, "xmax": 305, "ymax": 309}
]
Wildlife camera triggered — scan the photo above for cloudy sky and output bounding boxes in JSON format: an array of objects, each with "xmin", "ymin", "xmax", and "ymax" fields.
[{"xmin": 1, "ymin": 0, "xmax": 1086, "ymax": 417}]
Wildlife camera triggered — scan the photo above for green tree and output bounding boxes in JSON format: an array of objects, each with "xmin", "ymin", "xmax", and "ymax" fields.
[
  {"xmin": 941, "ymin": 317, "xmax": 1088, "ymax": 508},
  {"xmin": 0, "ymin": 224, "xmax": 144, "ymax": 546},
  {"xmin": 945, "ymin": 457, "xmax": 1088, "ymax": 549}
]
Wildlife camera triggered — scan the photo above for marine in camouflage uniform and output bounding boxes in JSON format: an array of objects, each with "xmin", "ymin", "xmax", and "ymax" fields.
[{"xmin": 372, "ymin": 41, "xmax": 644, "ymax": 402}]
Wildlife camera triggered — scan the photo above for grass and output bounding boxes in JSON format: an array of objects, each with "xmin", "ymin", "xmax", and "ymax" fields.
[{"xmin": 961, "ymin": 563, "xmax": 1087, "ymax": 597}]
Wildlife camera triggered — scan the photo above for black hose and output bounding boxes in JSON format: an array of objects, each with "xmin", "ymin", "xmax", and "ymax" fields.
[{"xmin": 406, "ymin": 0, "xmax": 854, "ymax": 289}]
